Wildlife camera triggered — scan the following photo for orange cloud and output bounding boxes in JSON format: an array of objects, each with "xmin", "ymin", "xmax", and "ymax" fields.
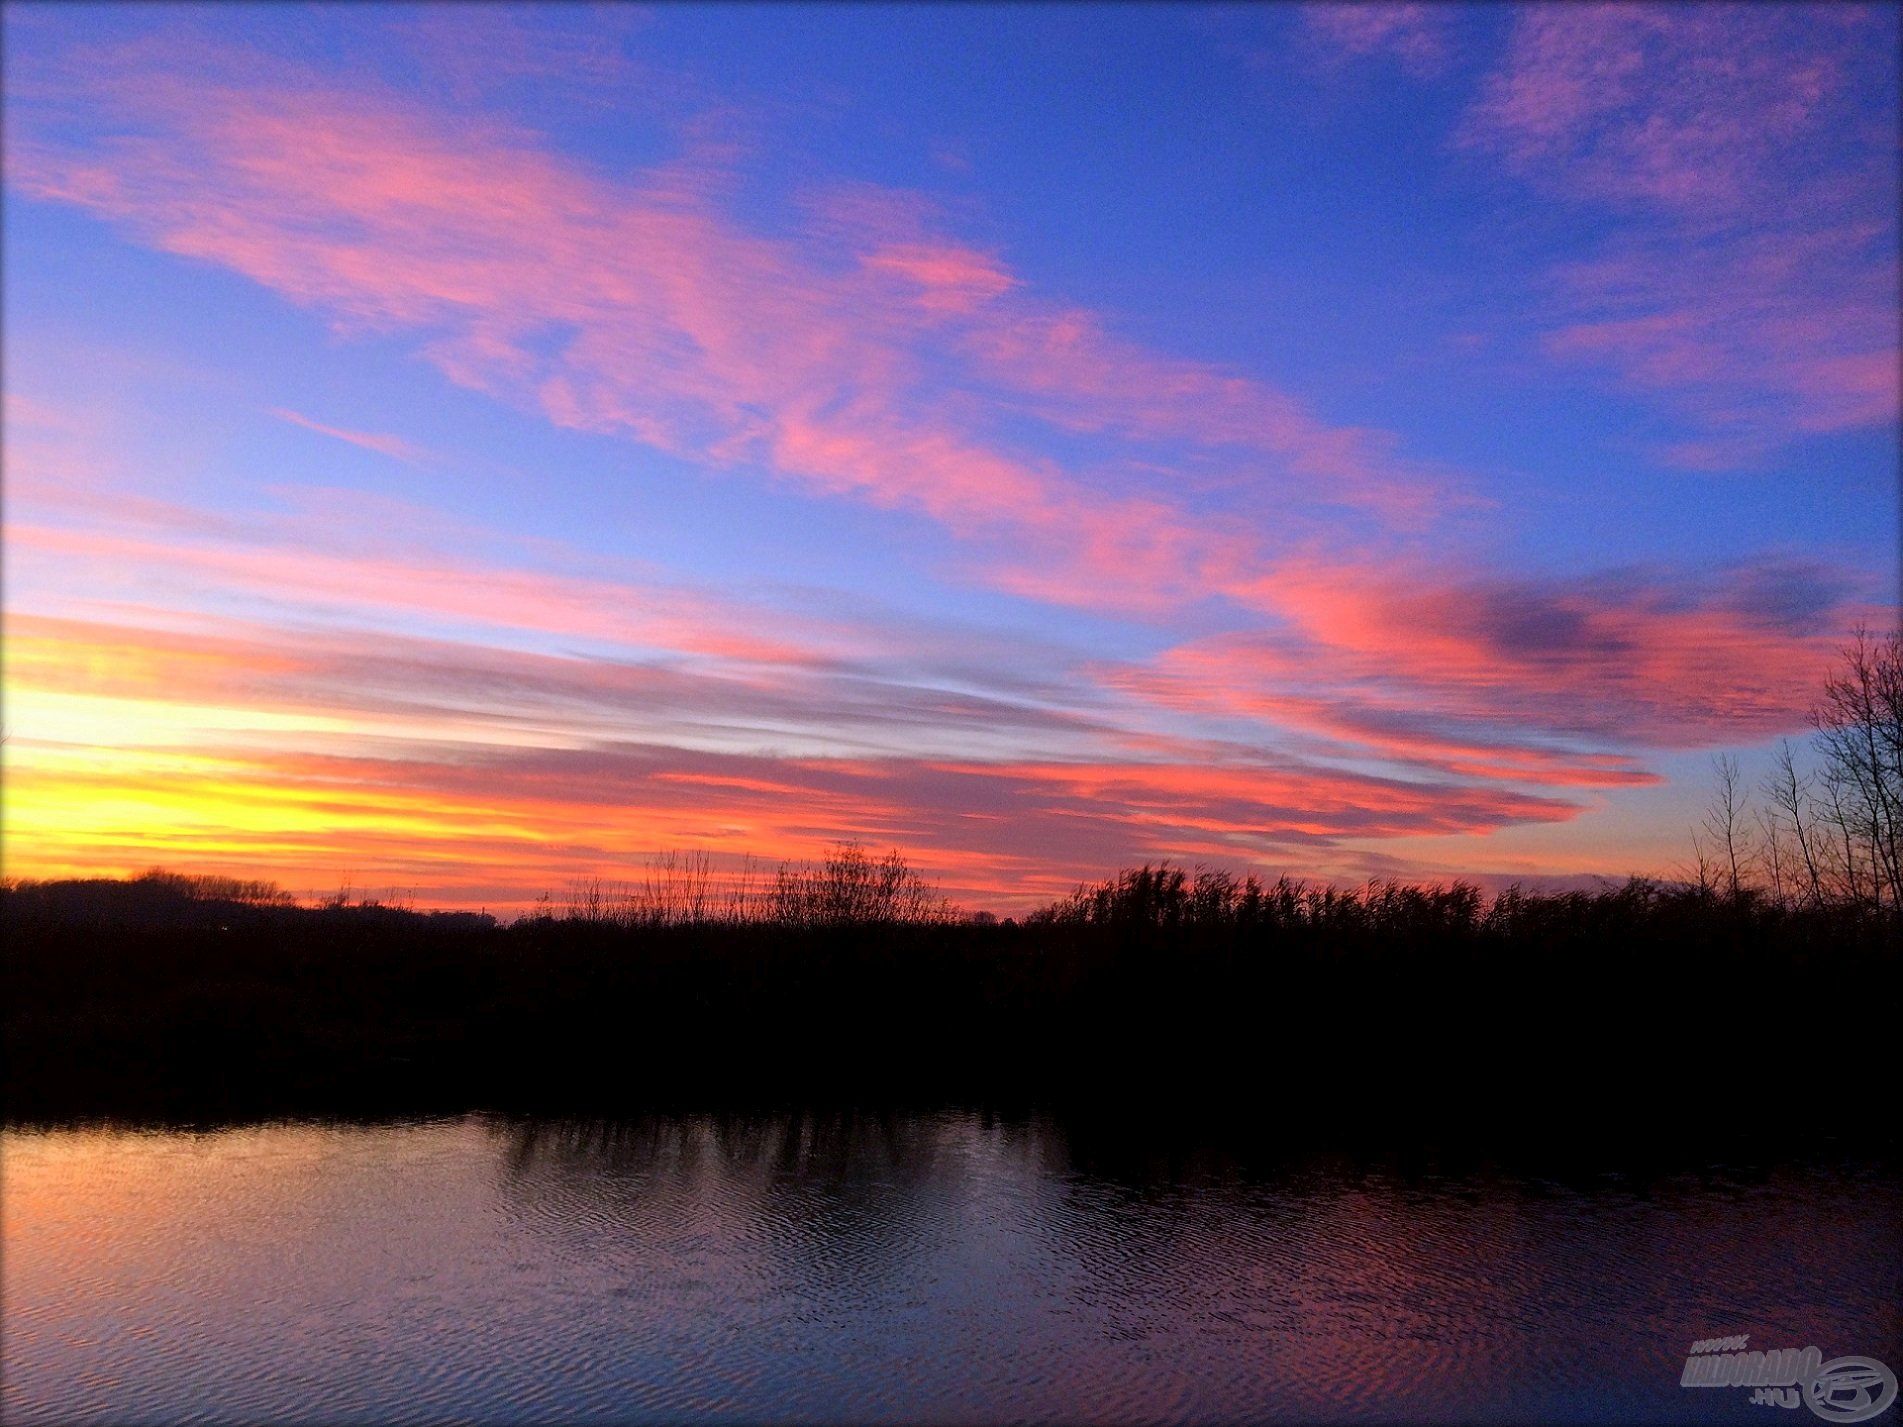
[{"xmin": 3, "ymin": 610, "xmax": 1590, "ymax": 912}]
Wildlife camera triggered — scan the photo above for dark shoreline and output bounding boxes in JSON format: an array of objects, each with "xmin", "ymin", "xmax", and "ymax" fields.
[{"xmin": 6, "ymin": 872, "xmax": 1897, "ymax": 1133}]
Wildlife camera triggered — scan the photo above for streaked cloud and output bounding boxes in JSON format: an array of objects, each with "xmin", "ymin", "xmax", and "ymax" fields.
[
  {"xmin": 271, "ymin": 408, "xmax": 434, "ymax": 466},
  {"xmin": 1, "ymin": 7, "xmax": 1891, "ymax": 905},
  {"xmin": 7, "ymin": 34, "xmax": 1428, "ymax": 623},
  {"xmin": 1455, "ymin": 3, "xmax": 1898, "ymax": 462},
  {"xmin": 1096, "ymin": 552, "xmax": 1876, "ymax": 805},
  {"xmin": 5, "ymin": 611, "xmax": 1582, "ymax": 910}
]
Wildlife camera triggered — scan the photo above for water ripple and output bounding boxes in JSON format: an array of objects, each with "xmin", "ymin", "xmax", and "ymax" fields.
[{"xmin": 3, "ymin": 1114, "xmax": 1897, "ymax": 1424}]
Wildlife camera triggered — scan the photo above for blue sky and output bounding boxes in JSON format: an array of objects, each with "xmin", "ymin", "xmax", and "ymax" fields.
[{"xmin": 3, "ymin": 2, "xmax": 1896, "ymax": 908}]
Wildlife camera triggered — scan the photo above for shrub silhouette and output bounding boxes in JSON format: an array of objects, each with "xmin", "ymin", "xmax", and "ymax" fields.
[{"xmin": 4, "ymin": 854, "xmax": 1893, "ymax": 1126}]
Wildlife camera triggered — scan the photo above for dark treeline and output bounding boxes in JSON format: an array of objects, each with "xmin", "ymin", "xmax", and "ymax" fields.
[{"xmin": 5, "ymin": 856, "xmax": 1895, "ymax": 1130}]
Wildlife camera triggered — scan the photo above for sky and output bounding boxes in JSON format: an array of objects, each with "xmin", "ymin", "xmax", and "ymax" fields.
[{"xmin": 3, "ymin": 1, "xmax": 1897, "ymax": 913}]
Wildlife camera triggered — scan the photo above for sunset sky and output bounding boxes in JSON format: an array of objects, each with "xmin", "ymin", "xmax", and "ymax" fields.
[{"xmin": 4, "ymin": 2, "xmax": 1897, "ymax": 912}]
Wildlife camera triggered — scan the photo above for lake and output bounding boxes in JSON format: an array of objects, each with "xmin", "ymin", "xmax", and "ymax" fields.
[{"xmin": 4, "ymin": 1111, "xmax": 1897, "ymax": 1424}]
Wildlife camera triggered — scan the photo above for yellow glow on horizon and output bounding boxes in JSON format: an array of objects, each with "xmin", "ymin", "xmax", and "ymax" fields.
[{"xmin": 1, "ymin": 610, "xmax": 1648, "ymax": 913}]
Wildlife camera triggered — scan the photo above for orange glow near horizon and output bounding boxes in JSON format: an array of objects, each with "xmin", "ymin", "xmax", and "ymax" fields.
[
  {"xmin": 0, "ymin": 605, "xmax": 1597, "ymax": 913},
  {"xmin": 3, "ymin": 6, "xmax": 1893, "ymax": 911}
]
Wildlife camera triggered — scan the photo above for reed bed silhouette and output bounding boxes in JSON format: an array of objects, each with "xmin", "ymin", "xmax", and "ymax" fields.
[{"xmin": 4, "ymin": 847, "xmax": 1893, "ymax": 1130}]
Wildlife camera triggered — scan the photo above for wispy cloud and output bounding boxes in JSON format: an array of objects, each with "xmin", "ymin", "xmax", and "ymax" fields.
[
  {"xmin": 270, "ymin": 408, "xmax": 433, "ymax": 465},
  {"xmin": 1458, "ymin": 4, "xmax": 1866, "ymax": 217},
  {"xmin": 4, "ymin": 11, "xmax": 1890, "ymax": 906},
  {"xmin": 1196, "ymin": 556, "xmax": 1879, "ymax": 750},
  {"xmin": 6, "ymin": 33, "xmax": 1445, "ymax": 621},
  {"xmin": 1456, "ymin": 3, "xmax": 1898, "ymax": 462},
  {"xmin": 1302, "ymin": 3, "xmax": 1451, "ymax": 78},
  {"xmin": 4, "ymin": 612, "xmax": 1584, "ymax": 909}
]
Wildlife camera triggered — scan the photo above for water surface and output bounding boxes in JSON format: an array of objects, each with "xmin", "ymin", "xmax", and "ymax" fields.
[{"xmin": 4, "ymin": 1112, "xmax": 1897, "ymax": 1423}]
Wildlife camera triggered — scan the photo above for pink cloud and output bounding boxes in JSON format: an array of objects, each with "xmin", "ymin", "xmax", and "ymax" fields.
[
  {"xmin": 5, "ymin": 35, "xmax": 1448, "ymax": 619},
  {"xmin": 1212, "ymin": 556, "xmax": 1877, "ymax": 749},
  {"xmin": 861, "ymin": 242, "xmax": 1017, "ymax": 314},
  {"xmin": 954, "ymin": 304, "xmax": 1444, "ymax": 518},
  {"xmin": 6, "ymin": 611, "xmax": 1589, "ymax": 909},
  {"xmin": 2, "ymin": 604, "xmax": 1100, "ymax": 767},
  {"xmin": 271, "ymin": 408, "xmax": 432, "ymax": 465},
  {"xmin": 8, "ymin": 20, "xmax": 1886, "ymax": 901},
  {"xmin": 1106, "ymin": 658, "xmax": 1661, "ymax": 790},
  {"xmin": 1, "ymin": 469, "xmax": 1134, "ymax": 767},
  {"xmin": 1459, "ymin": 5, "xmax": 1862, "ymax": 216},
  {"xmin": 1308, "ymin": 4, "xmax": 1897, "ymax": 461},
  {"xmin": 1450, "ymin": 4, "xmax": 1899, "ymax": 458},
  {"xmin": 5, "ymin": 519, "xmax": 834, "ymax": 669},
  {"xmin": 1543, "ymin": 221, "xmax": 1899, "ymax": 453},
  {"xmin": 1303, "ymin": 3, "xmax": 1449, "ymax": 78}
]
